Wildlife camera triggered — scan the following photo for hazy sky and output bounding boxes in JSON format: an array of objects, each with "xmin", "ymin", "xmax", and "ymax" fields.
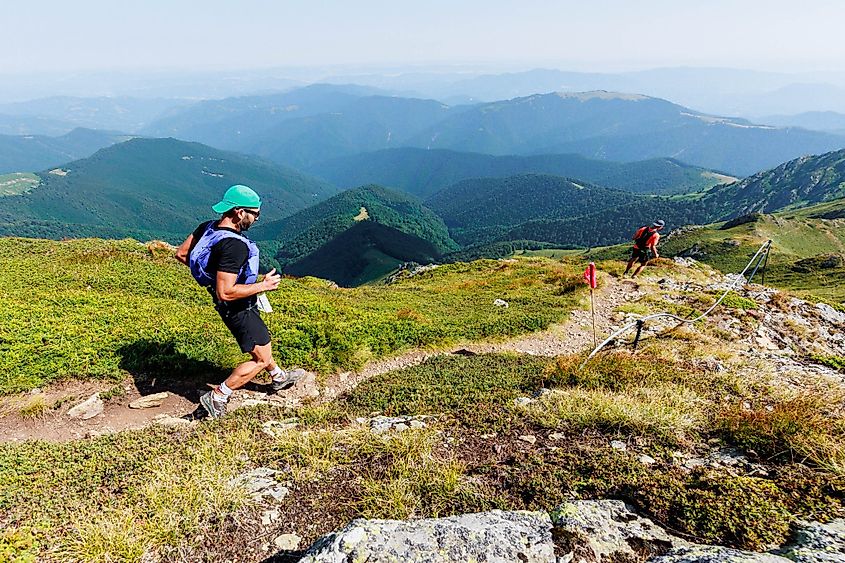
[{"xmin": 3, "ymin": 0, "xmax": 845, "ymax": 73}]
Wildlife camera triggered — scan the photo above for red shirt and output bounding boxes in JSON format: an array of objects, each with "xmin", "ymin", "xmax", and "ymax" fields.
[{"xmin": 633, "ymin": 227, "xmax": 660, "ymax": 250}]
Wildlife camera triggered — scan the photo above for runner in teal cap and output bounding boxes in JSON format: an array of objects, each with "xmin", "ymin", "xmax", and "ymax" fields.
[{"xmin": 175, "ymin": 185, "xmax": 303, "ymax": 419}]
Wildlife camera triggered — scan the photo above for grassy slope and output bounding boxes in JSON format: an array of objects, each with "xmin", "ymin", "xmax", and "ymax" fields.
[{"xmin": 0, "ymin": 237, "xmax": 584, "ymax": 395}]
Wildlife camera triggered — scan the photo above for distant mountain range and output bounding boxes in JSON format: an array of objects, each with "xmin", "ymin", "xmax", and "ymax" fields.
[
  {"xmin": 320, "ymin": 67, "xmax": 845, "ymax": 117},
  {"xmin": 140, "ymin": 85, "xmax": 845, "ymax": 176},
  {"xmin": 0, "ymin": 128, "xmax": 130, "ymax": 174},
  {"xmin": 308, "ymin": 148, "xmax": 730, "ymax": 198},
  {"xmin": 143, "ymin": 84, "xmax": 387, "ymax": 148},
  {"xmin": 403, "ymin": 91, "xmax": 845, "ymax": 176}
]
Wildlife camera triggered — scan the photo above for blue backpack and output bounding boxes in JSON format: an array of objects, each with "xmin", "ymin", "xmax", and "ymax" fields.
[{"xmin": 189, "ymin": 222, "xmax": 259, "ymax": 287}]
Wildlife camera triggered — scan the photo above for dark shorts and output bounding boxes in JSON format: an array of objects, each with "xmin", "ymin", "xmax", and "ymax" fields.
[
  {"xmin": 631, "ymin": 247, "xmax": 652, "ymax": 265},
  {"xmin": 217, "ymin": 305, "xmax": 271, "ymax": 353}
]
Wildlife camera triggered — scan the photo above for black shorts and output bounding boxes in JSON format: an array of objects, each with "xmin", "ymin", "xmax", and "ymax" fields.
[
  {"xmin": 631, "ymin": 247, "xmax": 652, "ymax": 265},
  {"xmin": 217, "ymin": 305, "xmax": 271, "ymax": 353}
]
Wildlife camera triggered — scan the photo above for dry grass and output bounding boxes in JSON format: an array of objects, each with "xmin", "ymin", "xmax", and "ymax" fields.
[
  {"xmin": 520, "ymin": 385, "xmax": 705, "ymax": 444},
  {"xmin": 18, "ymin": 395, "xmax": 48, "ymax": 419}
]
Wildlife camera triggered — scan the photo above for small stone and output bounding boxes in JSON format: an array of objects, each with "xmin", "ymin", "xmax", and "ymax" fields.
[
  {"xmin": 152, "ymin": 414, "xmax": 194, "ymax": 428},
  {"xmin": 228, "ymin": 467, "xmax": 289, "ymax": 503},
  {"xmin": 237, "ymin": 398, "xmax": 277, "ymax": 409},
  {"xmin": 638, "ymin": 454, "xmax": 657, "ymax": 465},
  {"xmin": 409, "ymin": 419, "xmax": 426, "ymax": 429},
  {"xmin": 480, "ymin": 433, "xmax": 497, "ymax": 439},
  {"xmin": 549, "ymin": 432, "xmax": 567, "ymax": 441},
  {"xmin": 30, "ymin": 388, "xmax": 42, "ymax": 395},
  {"xmin": 86, "ymin": 427, "xmax": 115, "ymax": 438},
  {"xmin": 129, "ymin": 392, "xmax": 169, "ymax": 409},
  {"xmin": 513, "ymin": 397, "xmax": 533, "ymax": 407},
  {"xmin": 262, "ymin": 419, "xmax": 299, "ymax": 437},
  {"xmin": 493, "ymin": 298, "xmax": 509, "ymax": 308},
  {"xmin": 273, "ymin": 533, "xmax": 302, "ymax": 551},
  {"xmin": 67, "ymin": 393, "xmax": 104, "ymax": 420},
  {"xmin": 610, "ymin": 440, "xmax": 627, "ymax": 451},
  {"xmin": 519, "ymin": 435, "xmax": 537, "ymax": 445},
  {"xmin": 261, "ymin": 509, "xmax": 280, "ymax": 526}
]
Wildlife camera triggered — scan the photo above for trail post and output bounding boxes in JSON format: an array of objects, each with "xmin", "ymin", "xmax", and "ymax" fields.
[{"xmin": 583, "ymin": 262, "xmax": 598, "ymax": 348}]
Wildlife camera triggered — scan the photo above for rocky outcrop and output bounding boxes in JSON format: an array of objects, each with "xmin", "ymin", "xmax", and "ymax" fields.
[
  {"xmin": 777, "ymin": 519, "xmax": 845, "ymax": 562},
  {"xmin": 297, "ymin": 510, "xmax": 555, "ymax": 562},
  {"xmin": 289, "ymin": 503, "xmax": 845, "ymax": 563},
  {"xmin": 552, "ymin": 500, "xmax": 792, "ymax": 562}
]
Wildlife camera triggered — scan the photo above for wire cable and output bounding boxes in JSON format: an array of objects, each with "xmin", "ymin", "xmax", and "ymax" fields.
[{"xmin": 580, "ymin": 239, "xmax": 772, "ymax": 368}]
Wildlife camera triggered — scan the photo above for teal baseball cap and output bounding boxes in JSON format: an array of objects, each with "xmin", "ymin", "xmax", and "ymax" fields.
[{"xmin": 212, "ymin": 185, "xmax": 262, "ymax": 213}]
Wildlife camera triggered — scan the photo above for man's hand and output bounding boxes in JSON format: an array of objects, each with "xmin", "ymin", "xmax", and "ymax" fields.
[{"xmin": 261, "ymin": 268, "xmax": 281, "ymax": 291}]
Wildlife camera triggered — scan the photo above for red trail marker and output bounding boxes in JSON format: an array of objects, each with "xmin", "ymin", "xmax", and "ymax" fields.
[{"xmin": 583, "ymin": 262, "xmax": 598, "ymax": 346}]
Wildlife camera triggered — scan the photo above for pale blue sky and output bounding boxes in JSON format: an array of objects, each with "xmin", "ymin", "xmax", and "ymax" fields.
[{"xmin": 3, "ymin": 0, "xmax": 844, "ymax": 73}]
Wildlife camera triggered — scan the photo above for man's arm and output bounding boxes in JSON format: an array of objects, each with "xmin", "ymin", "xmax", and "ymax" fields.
[
  {"xmin": 175, "ymin": 234, "xmax": 193, "ymax": 265},
  {"xmin": 215, "ymin": 268, "xmax": 281, "ymax": 302}
]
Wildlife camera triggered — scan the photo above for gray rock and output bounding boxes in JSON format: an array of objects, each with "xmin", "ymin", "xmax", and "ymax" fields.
[
  {"xmin": 639, "ymin": 454, "xmax": 657, "ymax": 465},
  {"xmin": 652, "ymin": 545, "xmax": 790, "ymax": 562},
  {"xmin": 551, "ymin": 500, "xmax": 682, "ymax": 562},
  {"xmin": 519, "ymin": 435, "xmax": 537, "ymax": 445},
  {"xmin": 367, "ymin": 415, "xmax": 431, "ymax": 434},
  {"xmin": 67, "ymin": 393, "xmax": 103, "ymax": 420},
  {"xmin": 610, "ymin": 440, "xmax": 628, "ymax": 451},
  {"xmin": 262, "ymin": 419, "xmax": 300, "ymax": 438},
  {"xmin": 297, "ymin": 510, "xmax": 555, "ymax": 562},
  {"xmin": 815, "ymin": 303, "xmax": 845, "ymax": 326},
  {"xmin": 228, "ymin": 467, "xmax": 289, "ymax": 503},
  {"xmin": 777, "ymin": 519, "xmax": 845, "ymax": 562},
  {"xmin": 274, "ymin": 533, "xmax": 302, "ymax": 551},
  {"xmin": 129, "ymin": 392, "xmax": 169, "ymax": 409},
  {"xmin": 152, "ymin": 414, "xmax": 195, "ymax": 428},
  {"xmin": 493, "ymin": 298, "xmax": 509, "ymax": 308}
]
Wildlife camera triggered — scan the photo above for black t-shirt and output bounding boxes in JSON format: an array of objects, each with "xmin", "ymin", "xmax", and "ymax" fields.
[{"xmin": 190, "ymin": 221, "xmax": 255, "ymax": 310}]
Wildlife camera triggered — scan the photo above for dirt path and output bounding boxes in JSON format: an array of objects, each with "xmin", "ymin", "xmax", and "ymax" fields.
[{"xmin": 0, "ymin": 279, "xmax": 637, "ymax": 443}]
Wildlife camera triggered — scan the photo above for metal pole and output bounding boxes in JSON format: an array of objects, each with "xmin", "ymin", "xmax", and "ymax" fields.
[
  {"xmin": 632, "ymin": 320, "xmax": 645, "ymax": 351},
  {"xmin": 760, "ymin": 242, "xmax": 771, "ymax": 287}
]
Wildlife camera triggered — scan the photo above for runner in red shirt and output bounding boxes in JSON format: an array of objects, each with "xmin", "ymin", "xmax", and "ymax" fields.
[{"xmin": 623, "ymin": 220, "xmax": 665, "ymax": 278}]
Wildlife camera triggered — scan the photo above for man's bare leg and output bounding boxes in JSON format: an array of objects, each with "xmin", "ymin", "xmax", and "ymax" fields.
[
  {"xmin": 623, "ymin": 257, "xmax": 636, "ymax": 277},
  {"xmin": 214, "ymin": 343, "xmax": 273, "ymax": 396}
]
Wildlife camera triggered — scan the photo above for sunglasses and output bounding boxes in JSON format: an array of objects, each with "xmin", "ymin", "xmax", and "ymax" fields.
[{"xmin": 237, "ymin": 208, "xmax": 260, "ymax": 218}]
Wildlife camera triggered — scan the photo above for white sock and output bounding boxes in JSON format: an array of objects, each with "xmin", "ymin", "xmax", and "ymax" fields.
[
  {"xmin": 216, "ymin": 382, "xmax": 233, "ymax": 401},
  {"xmin": 269, "ymin": 366, "xmax": 286, "ymax": 381}
]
